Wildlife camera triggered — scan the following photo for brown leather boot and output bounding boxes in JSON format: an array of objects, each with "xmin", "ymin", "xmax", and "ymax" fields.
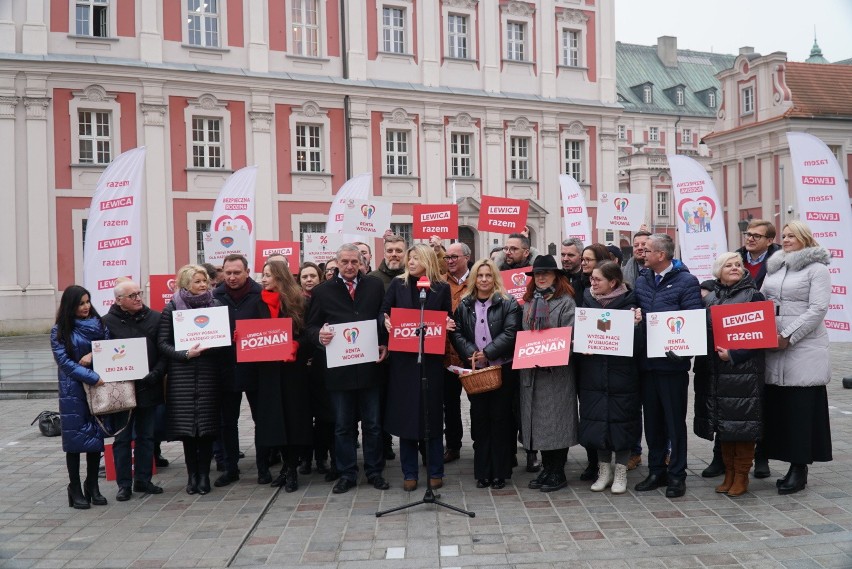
[
  {"xmin": 714, "ymin": 441, "xmax": 735, "ymax": 493},
  {"xmin": 727, "ymin": 442, "xmax": 755, "ymax": 497}
]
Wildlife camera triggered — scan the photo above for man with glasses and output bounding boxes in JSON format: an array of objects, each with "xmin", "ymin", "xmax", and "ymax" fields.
[
  {"xmin": 736, "ymin": 220, "xmax": 780, "ymax": 290},
  {"xmin": 500, "ymin": 233, "xmax": 534, "ymax": 271}
]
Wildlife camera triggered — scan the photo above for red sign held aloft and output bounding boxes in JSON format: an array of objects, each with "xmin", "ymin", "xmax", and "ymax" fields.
[
  {"xmin": 387, "ymin": 307, "xmax": 447, "ymax": 355},
  {"xmin": 512, "ymin": 327, "xmax": 573, "ymax": 370},
  {"xmin": 148, "ymin": 274, "xmax": 176, "ymax": 312},
  {"xmin": 478, "ymin": 196, "xmax": 528, "ymax": 234},
  {"xmin": 413, "ymin": 204, "xmax": 459, "ymax": 239},
  {"xmin": 254, "ymin": 241, "xmax": 301, "ymax": 273},
  {"xmin": 235, "ymin": 318, "xmax": 294, "ymax": 363},
  {"xmin": 709, "ymin": 300, "xmax": 778, "ymax": 350},
  {"xmin": 500, "ymin": 269, "xmax": 530, "ymax": 306}
]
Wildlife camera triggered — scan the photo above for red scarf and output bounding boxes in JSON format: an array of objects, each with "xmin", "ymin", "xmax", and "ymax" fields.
[{"xmin": 261, "ymin": 289, "xmax": 280, "ymax": 318}]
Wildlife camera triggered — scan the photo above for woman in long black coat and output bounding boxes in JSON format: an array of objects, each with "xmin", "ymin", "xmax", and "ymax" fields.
[
  {"xmin": 382, "ymin": 244, "xmax": 452, "ymax": 491},
  {"xmin": 158, "ymin": 265, "xmax": 223, "ymax": 495},
  {"xmin": 577, "ymin": 262, "xmax": 641, "ymax": 495},
  {"xmin": 254, "ymin": 260, "xmax": 313, "ymax": 492}
]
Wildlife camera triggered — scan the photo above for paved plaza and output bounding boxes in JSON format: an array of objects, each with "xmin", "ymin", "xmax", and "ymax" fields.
[{"xmin": 1, "ymin": 335, "xmax": 852, "ymax": 569}]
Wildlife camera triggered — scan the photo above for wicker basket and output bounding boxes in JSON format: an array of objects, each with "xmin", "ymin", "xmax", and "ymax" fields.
[{"xmin": 459, "ymin": 359, "xmax": 502, "ymax": 395}]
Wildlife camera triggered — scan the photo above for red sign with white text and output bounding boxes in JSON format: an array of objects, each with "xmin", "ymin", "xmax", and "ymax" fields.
[
  {"xmin": 413, "ymin": 204, "xmax": 459, "ymax": 239},
  {"xmin": 235, "ymin": 318, "xmax": 294, "ymax": 363},
  {"xmin": 388, "ymin": 308, "xmax": 447, "ymax": 355},
  {"xmin": 512, "ymin": 327, "xmax": 573, "ymax": 370},
  {"xmin": 149, "ymin": 274, "xmax": 176, "ymax": 312},
  {"xmin": 254, "ymin": 241, "xmax": 301, "ymax": 273},
  {"xmin": 709, "ymin": 300, "xmax": 778, "ymax": 350},
  {"xmin": 478, "ymin": 196, "xmax": 529, "ymax": 234},
  {"xmin": 500, "ymin": 269, "xmax": 530, "ymax": 306}
]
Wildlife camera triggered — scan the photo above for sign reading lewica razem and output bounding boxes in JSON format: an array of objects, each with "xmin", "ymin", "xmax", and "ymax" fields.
[
  {"xmin": 645, "ymin": 309, "xmax": 707, "ymax": 358},
  {"xmin": 342, "ymin": 199, "xmax": 392, "ymax": 237},
  {"xmin": 148, "ymin": 274, "xmax": 175, "ymax": 312},
  {"xmin": 203, "ymin": 230, "xmax": 251, "ymax": 265},
  {"xmin": 709, "ymin": 300, "xmax": 778, "ymax": 350},
  {"xmin": 303, "ymin": 233, "xmax": 346, "ymax": 265},
  {"xmin": 172, "ymin": 305, "xmax": 232, "ymax": 350},
  {"xmin": 412, "ymin": 204, "xmax": 459, "ymax": 239},
  {"xmin": 92, "ymin": 337, "xmax": 149, "ymax": 382},
  {"xmin": 388, "ymin": 308, "xmax": 447, "ymax": 355},
  {"xmin": 478, "ymin": 196, "xmax": 529, "ymax": 234},
  {"xmin": 253, "ymin": 241, "xmax": 301, "ymax": 273},
  {"xmin": 500, "ymin": 269, "xmax": 530, "ymax": 306},
  {"xmin": 512, "ymin": 327, "xmax": 573, "ymax": 370},
  {"xmin": 235, "ymin": 318, "xmax": 293, "ymax": 363},
  {"xmin": 595, "ymin": 191, "xmax": 647, "ymax": 232},
  {"xmin": 325, "ymin": 319, "xmax": 380, "ymax": 369},
  {"xmin": 573, "ymin": 307, "xmax": 635, "ymax": 357}
]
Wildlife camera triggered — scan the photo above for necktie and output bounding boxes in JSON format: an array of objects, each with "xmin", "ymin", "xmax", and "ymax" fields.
[
  {"xmin": 346, "ymin": 280, "xmax": 356, "ymax": 299},
  {"xmin": 654, "ymin": 274, "xmax": 663, "ymax": 287}
]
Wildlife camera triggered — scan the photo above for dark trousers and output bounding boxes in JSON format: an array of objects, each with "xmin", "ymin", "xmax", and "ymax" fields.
[
  {"xmin": 112, "ymin": 406, "xmax": 156, "ymax": 488},
  {"xmin": 329, "ymin": 386, "xmax": 384, "ymax": 482},
  {"xmin": 443, "ymin": 370, "xmax": 463, "ymax": 451},
  {"xmin": 66, "ymin": 452, "xmax": 100, "ymax": 485},
  {"xmin": 641, "ymin": 371, "xmax": 689, "ymax": 480},
  {"xmin": 469, "ymin": 367, "xmax": 516, "ymax": 480},
  {"xmin": 400, "ymin": 437, "xmax": 443, "ymax": 480},
  {"xmin": 219, "ymin": 391, "xmax": 243, "ymax": 475},
  {"xmin": 182, "ymin": 436, "xmax": 214, "ymax": 476}
]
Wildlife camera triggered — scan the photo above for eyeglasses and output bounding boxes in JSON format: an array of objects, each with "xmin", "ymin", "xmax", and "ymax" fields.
[
  {"xmin": 743, "ymin": 232, "xmax": 768, "ymax": 241},
  {"xmin": 503, "ymin": 246, "xmax": 526, "ymax": 252},
  {"xmin": 121, "ymin": 292, "xmax": 143, "ymax": 300},
  {"xmin": 444, "ymin": 255, "xmax": 463, "ymax": 261}
]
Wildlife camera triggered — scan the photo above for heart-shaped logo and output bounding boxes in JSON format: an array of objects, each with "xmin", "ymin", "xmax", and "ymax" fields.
[
  {"xmin": 220, "ymin": 236, "xmax": 234, "ymax": 248},
  {"xmin": 361, "ymin": 204, "xmax": 376, "ymax": 219},
  {"xmin": 614, "ymin": 198, "xmax": 629, "ymax": 212},
  {"xmin": 214, "ymin": 214, "xmax": 253, "ymax": 234},
  {"xmin": 167, "ymin": 278, "xmax": 176, "ymax": 292},
  {"xmin": 511, "ymin": 273, "xmax": 527, "ymax": 287},
  {"xmin": 678, "ymin": 197, "xmax": 716, "ymax": 234},
  {"xmin": 343, "ymin": 327, "xmax": 359, "ymax": 343},
  {"xmin": 666, "ymin": 316, "xmax": 685, "ymax": 334},
  {"xmin": 194, "ymin": 315, "xmax": 210, "ymax": 328}
]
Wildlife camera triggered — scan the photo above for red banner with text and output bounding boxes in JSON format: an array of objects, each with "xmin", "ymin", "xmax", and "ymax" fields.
[
  {"xmin": 235, "ymin": 318, "xmax": 294, "ymax": 363},
  {"xmin": 512, "ymin": 327, "xmax": 572, "ymax": 369},
  {"xmin": 413, "ymin": 204, "xmax": 459, "ymax": 239},
  {"xmin": 388, "ymin": 307, "xmax": 447, "ymax": 355},
  {"xmin": 149, "ymin": 274, "xmax": 176, "ymax": 312},
  {"xmin": 478, "ymin": 196, "xmax": 528, "ymax": 234},
  {"xmin": 709, "ymin": 300, "xmax": 778, "ymax": 350},
  {"xmin": 254, "ymin": 241, "xmax": 301, "ymax": 273}
]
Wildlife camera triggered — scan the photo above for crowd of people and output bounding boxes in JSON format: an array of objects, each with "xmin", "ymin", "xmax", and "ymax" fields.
[{"xmin": 51, "ymin": 218, "xmax": 833, "ymax": 508}]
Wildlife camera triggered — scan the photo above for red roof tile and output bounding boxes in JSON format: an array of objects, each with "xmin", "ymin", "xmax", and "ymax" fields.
[{"xmin": 784, "ymin": 62, "xmax": 852, "ymax": 118}]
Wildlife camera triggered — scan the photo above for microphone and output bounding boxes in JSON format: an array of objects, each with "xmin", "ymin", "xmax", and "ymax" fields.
[{"xmin": 417, "ymin": 275, "xmax": 430, "ymax": 303}]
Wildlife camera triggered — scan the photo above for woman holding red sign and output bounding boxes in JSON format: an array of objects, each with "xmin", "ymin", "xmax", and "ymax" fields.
[
  {"xmin": 693, "ymin": 252, "xmax": 765, "ymax": 497},
  {"xmin": 382, "ymin": 244, "xmax": 451, "ymax": 491},
  {"xmin": 450, "ymin": 259, "xmax": 522, "ymax": 489}
]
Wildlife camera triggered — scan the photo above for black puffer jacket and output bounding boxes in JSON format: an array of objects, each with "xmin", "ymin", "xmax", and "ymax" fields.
[
  {"xmin": 102, "ymin": 304, "xmax": 167, "ymax": 408},
  {"xmin": 451, "ymin": 293, "xmax": 521, "ymax": 364},
  {"xmin": 157, "ymin": 300, "xmax": 223, "ymax": 439},
  {"xmin": 693, "ymin": 273, "xmax": 765, "ymax": 442},
  {"xmin": 577, "ymin": 289, "xmax": 642, "ymax": 452}
]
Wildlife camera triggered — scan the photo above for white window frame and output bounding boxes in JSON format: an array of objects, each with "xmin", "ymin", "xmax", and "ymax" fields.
[
  {"xmin": 501, "ymin": 1, "xmax": 534, "ymax": 64},
  {"xmin": 289, "ymin": 101, "xmax": 332, "ymax": 176},
  {"xmin": 187, "ymin": 212, "xmax": 212, "ymax": 265},
  {"xmin": 505, "ymin": 21, "xmax": 526, "ymax": 62},
  {"xmin": 682, "ymin": 128, "xmax": 692, "ymax": 145},
  {"xmin": 69, "ymin": 85, "xmax": 121, "ymax": 170},
  {"xmin": 445, "ymin": 113, "xmax": 480, "ymax": 180},
  {"xmin": 617, "ymin": 124, "xmax": 627, "ymax": 141},
  {"xmin": 505, "ymin": 118, "xmax": 537, "ymax": 182},
  {"xmin": 77, "ymin": 110, "xmax": 113, "ymax": 165},
  {"xmin": 561, "ymin": 29, "xmax": 579, "ymax": 67},
  {"xmin": 294, "ymin": 124, "xmax": 323, "ymax": 173},
  {"xmin": 385, "ymin": 130, "xmax": 410, "ymax": 176},
  {"xmin": 656, "ymin": 190, "xmax": 670, "ymax": 221},
  {"xmin": 290, "ymin": 0, "xmax": 323, "ymax": 57},
  {"xmin": 676, "ymin": 89, "xmax": 684, "ymax": 106},
  {"xmin": 643, "ymin": 85, "xmax": 653, "ymax": 104},
  {"xmin": 649, "ymin": 126, "xmax": 660, "ymax": 143},
  {"xmin": 450, "ymin": 132, "xmax": 473, "ymax": 178},
  {"xmin": 184, "ymin": 0, "xmax": 224, "ymax": 48},
  {"xmin": 380, "ymin": 109, "xmax": 418, "ymax": 179},
  {"xmin": 508, "ymin": 137, "xmax": 531, "ymax": 180},
  {"xmin": 191, "ymin": 117, "xmax": 224, "ymax": 169},
  {"xmin": 381, "ymin": 4, "xmax": 407, "ymax": 54},
  {"xmin": 741, "ymin": 86, "xmax": 754, "ymax": 115},
  {"xmin": 72, "ymin": 0, "xmax": 113, "ymax": 38},
  {"xmin": 561, "ymin": 122, "xmax": 590, "ymax": 185},
  {"xmin": 441, "ymin": 1, "xmax": 477, "ymax": 62},
  {"xmin": 563, "ymin": 139, "xmax": 583, "ymax": 183},
  {"xmin": 185, "ymin": 94, "xmax": 231, "ymax": 171},
  {"xmin": 447, "ymin": 13, "xmax": 468, "ymax": 59},
  {"xmin": 707, "ymin": 91, "xmax": 716, "ymax": 108}
]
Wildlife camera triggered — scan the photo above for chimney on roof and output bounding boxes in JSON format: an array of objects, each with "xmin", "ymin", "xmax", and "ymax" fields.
[
  {"xmin": 739, "ymin": 47, "xmax": 755, "ymax": 55},
  {"xmin": 657, "ymin": 36, "xmax": 678, "ymax": 68}
]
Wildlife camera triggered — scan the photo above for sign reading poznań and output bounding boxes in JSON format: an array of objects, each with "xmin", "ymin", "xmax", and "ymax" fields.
[
  {"xmin": 388, "ymin": 308, "xmax": 447, "ymax": 355},
  {"xmin": 235, "ymin": 318, "xmax": 294, "ymax": 363},
  {"xmin": 512, "ymin": 327, "xmax": 572, "ymax": 370}
]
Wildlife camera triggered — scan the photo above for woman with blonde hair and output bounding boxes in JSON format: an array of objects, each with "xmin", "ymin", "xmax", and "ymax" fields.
[
  {"xmin": 381, "ymin": 244, "xmax": 452, "ymax": 490},
  {"xmin": 450, "ymin": 259, "xmax": 521, "ymax": 488},
  {"xmin": 158, "ymin": 264, "xmax": 223, "ymax": 495}
]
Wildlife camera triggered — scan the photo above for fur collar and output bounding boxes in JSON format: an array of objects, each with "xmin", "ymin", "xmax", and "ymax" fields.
[{"xmin": 766, "ymin": 246, "xmax": 831, "ymax": 275}]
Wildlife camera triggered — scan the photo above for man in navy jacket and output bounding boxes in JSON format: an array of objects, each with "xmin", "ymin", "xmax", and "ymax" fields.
[{"xmin": 634, "ymin": 234, "xmax": 703, "ymax": 498}]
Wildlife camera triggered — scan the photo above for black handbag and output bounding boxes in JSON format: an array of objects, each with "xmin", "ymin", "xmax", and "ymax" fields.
[{"xmin": 31, "ymin": 411, "xmax": 61, "ymax": 437}]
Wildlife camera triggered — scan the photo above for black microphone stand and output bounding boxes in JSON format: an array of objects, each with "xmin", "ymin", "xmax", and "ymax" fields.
[{"xmin": 376, "ymin": 286, "xmax": 475, "ymax": 518}]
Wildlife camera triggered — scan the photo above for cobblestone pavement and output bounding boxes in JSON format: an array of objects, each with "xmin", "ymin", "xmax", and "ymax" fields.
[{"xmin": 1, "ymin": 338, "xmax": 851, "ymax": 568}]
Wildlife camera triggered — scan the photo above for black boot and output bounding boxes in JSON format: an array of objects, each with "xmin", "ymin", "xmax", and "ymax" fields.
[
  {"xmin": 67, "ymin": 483, "xmax": 90, "ymax": 509},
  {"xmin": 526, "ymin": 450, "xmax": 541, "ymax": 473},
  {"xmin": 154, "ymin": 442, "xmax": 170, "ymax": 468},
  {"xmin": 702, "ymin": 439, "xmax": 725, "ymax": 478},
  {"xmin": 298, "ymin": 459, "xmax": 312, "ymax": 475},
  {"xmin": 528, "ymin": 467, "xmax": 550, "ymax": 489},
  {"xmin": 776, "ymin": 463, "xmax": 794, "ymax": 488},
  {"xmin": 778, "ymin": 464, "xmax": 808, "ymax": 495},
  {"xmin": 753, "ymin": 443, "xmax": 770, "ymax": 479},
  {"xmin": 284, "ymin": 467, "xmax": 299, "ymax": 493},
  {"xmin": 580, "ymin": 446, "xmax": 598, "ymax": 481},
  {"xmin": 186, "ymin": 472, "xmax": 199, "ymax": 495},
  {"xmin": 540, "ymin": 468, "xmax": 568, "ymax": 492},
  {"xmin": 83, "ymin": 479, "xmax": 108, "ymax": 506},
  {"xmin": 197, "ymin": 465, "xmax": 211, "ymax": 495}
]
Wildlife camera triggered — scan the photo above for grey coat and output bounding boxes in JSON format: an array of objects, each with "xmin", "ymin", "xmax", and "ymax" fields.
[
  {"xmin": 519, "ymin": 293, "xmax": 578, "ymax": 451},
  {"xmin": 760, "ymin": 247, "xmax": 832, "ymax": 388}
]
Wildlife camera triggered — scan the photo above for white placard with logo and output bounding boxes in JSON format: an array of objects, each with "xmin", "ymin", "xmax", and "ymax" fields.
[
  {"xmin": 172, "ymin": 306, "xmax": 232, "ymax": 350},
  {"xmin": 303, "ymin": 233, "xmax": 347, "ymax": 265},
  {"xmin": 92, "ymin": 337, "xmax": 149, "ymax": 382},
  {"xmin": 324, "ymin": 319, "xmax": 380, "ymax": 369},
  {"xmin": 595, "ymin": 191, "xmax": 647, "ymax": 232},
  {"xmin": 645, "ymin": 309, "xmax": 707, "ymax": 358},
  {"xmin": 341, "ymin": 199, "xmax": 392, "ymax": 237},
  {"xmin": 574, "ymin": 307, "xmax": 635, "ymax": 357},
  {"xmin": 203, "ymin": 230, "xmax": 251, "ymax": 265}
]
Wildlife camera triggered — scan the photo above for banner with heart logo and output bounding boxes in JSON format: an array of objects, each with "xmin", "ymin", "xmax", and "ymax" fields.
[
  {"xmin": 148, "ymin": 274, "xmax": 176, "ymax": 312},
  {"xmin": 203, "ymin": 229, "xmax": 251, "ymax": 265},
  {"xmin": 342, "ymin": 199, "xmax": 392, "ymax": 237},
  {"xmin": 645, "ymin": 308, "xmax": 707, "ymax": 358},
  {"xmin": 325, "ymin": 319, "xmax": 380, "ymax": 368},
  {"xmin": 211, "ymin": 165, "xmax": 258, "ymax": 268},
  {"xmin": 667, "ymin": 154, "xmax": 728, "ymax": 282},
  {"xmin": 172, "ymin": 306, "xmax": 232, "ymax": 350},
  {"xmin": 596, "ymin": 191, "xmax": 647, "ymax": 233},
  {"xmin": 560, "ymin": 174, "xmax": 592, "ymax": 244},
  {"xmin": 501, "ymin": 269, "xmax": 531, "ymax": 305}
]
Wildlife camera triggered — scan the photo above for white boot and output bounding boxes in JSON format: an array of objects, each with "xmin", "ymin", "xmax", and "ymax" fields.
[
  {"xmin": 590, "ymin": 462, "xmax": 613, "ymax": 492},
  {"xmin": 611, "ymin": 463, "xmax": 628, "ymax": 494}
]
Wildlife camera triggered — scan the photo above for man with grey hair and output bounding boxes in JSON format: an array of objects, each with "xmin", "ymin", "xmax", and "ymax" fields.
[
  {"xmin": 561, "ymin": 238, "xmax": 584, "ymax": 304},
  {"xmin": 306, "ymin": 244, "xmax": 391, "ymax": 493},
  {"xmin": 633, "ymin": 233, "xmax": 703, "ymax": 498},
  {"xmin": 101, "ymin": 281, "xmax": 168, "ymax": 500}
]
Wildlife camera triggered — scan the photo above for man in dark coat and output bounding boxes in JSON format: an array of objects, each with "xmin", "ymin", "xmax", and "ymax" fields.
[
  {"xmin": 306, "ymin": 244, "xmax": 390, "ymax": 493},
  {"xmin": 561, "ymin": 238, "xmax": 585, "ymax": 305},
  {"xmin": 212, "ymin": 254, "xmax": 262, "ymax": 487},
  {"xmin": 499, "ymin": 233, "xmax": 533, "ymax": 271},
  {"xmin": 101, "ymin": 280, "xmax": 168, "ymax": 501},
  {"xmin": 634, "ymin": 234, "xmax": 704, "ymax": 498}
]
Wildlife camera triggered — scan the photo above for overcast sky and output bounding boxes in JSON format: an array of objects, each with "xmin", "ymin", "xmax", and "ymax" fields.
[{"xmin": 614, "ymin": 0, "xmax": 852, "ymax": 63}]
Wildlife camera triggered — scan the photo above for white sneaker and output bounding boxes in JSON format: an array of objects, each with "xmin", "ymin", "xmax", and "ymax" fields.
[
  {"xmin": 611, "ymin": 464, "xmax": 628, "ymax": 494},
  {"xmin": 590, "ymin": 462, "xmax": 613, "ymax": 492}
]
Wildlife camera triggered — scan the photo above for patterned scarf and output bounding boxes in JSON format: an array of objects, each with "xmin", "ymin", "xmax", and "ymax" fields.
[
  {"xmin": 527, "ymin": 286, "xmax": 555, "ymax": 331},
  {"xmin": 591, "ymin": 283, "xmax": 628, "ymax": 307},
  {"xmin": 173, "ymin": 288, "xmax": 214, "ymax": 310}
]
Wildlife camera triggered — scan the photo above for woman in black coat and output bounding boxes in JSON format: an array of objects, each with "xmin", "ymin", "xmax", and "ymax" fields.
[
  {"xmin": 158, "ymin": 265, "xmax": 223, "ymax": 495},
  {"xmin": 577, "ymin": 262, "xmax": 642, "ymax": 495},
  {"xmin": 382, "ymin": 244, "xmax": 452, "ymax": 491},
  {"xmin": 451, "ymin": 259, "xmax": 521, "ymax": 489},
  {"xmin": 693, "ymin": 252, "xmax": 765, "ymax": 497},
  {"xmin": 254, "ymin": 260, "xmax": 313, "ymax": 492}
]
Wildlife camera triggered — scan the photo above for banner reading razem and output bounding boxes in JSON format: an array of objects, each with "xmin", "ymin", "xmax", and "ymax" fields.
[
  {"xmin": 211, "ymin": 165, "xmax": 257, "ymax": 269},
  {"xmin": 667, "ymin": 154, "xmax": 728, "ymax": 282},
  {"xmin": 83, "ymin": 147, "xmax": 147, "ymax": 311},
  {"xmin": 559, "ymin": 174, "xmax": 592, "ymax": 244},
  {"xmin": 787, "ymin": 132, "xmax": 852, "ymax": 341}
]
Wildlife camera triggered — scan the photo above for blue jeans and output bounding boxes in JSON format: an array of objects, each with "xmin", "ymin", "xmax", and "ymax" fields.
[
  {"xmin": 329, "ymin": 386, "xmax": 384, "ymax": 482},
  {"xmin": 400, "ymin": 437, "xmax": 443, "ymax": 481},
  {"xmin": 112, "ymin": 406, "xmax": 156, "ymax": 488}
]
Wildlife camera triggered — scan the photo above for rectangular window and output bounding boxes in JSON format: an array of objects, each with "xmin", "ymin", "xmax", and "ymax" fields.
[
  {"xmin": 295, "ymin": 124, "xmax": 322, "ymax": 172},
  {"xmin": 682, "ymin": 128, "xmax": 692, "ymax": 144},
  {"xmin": 390, "ymin": 223, "xmax": 413, "ymax": 246},
  {"xmin": 196, "ymin": 219, "xmax": 211, "ymax": 264},
  {"xmin": 292, "ymin": 0, "xmax": 319, "ymax": 57},
  {"xmin": 191, "ymin": 117, "xmax": 223, "ymax": 168},
  {"xmin": 78, "ymin": 110, "xmax": 112, "ymax": 164},
  {"xmin": 649, "ymin": 127, "xmax": 659, "ymax": 143},
  {"xmin": 506, "ymin": 22, "xmax": 525, "ymax": 61},
  {"xmin": 707, "ymin": 91, "xmax": 716, "ymax": 108},
  {"xmin": 564, "ymin": 140, "xmax": 582, "ymax": 183},
  {"xmin": 299, "ymin": 221, "xmax": 327, "ymax": 251},
  {"xmin": 385, "ymin": 130, "xmax": 409, "ymax": 175},
  {"xmin": 562, "ymin": 29, "xmax": 579, "ymax": 67},
  {"xmin": 509, "ymin": 136, "xmax": 529, "ymax": 180},
  {"xmin": 447, "ymin": 14, "xmax": 468, "ymax": 59},
  {"xmin": 75, "ymin": 0, "xmax": 108, "ymax": 37},
  {"xmin": 187, "ymin": 0, "xmax": 219, "ymax": 47},
  {"xmin": 676, "ymin": 89, "xmax": 684, "ymax": 106},
  {"xmin": 382, "ymin": 6, "xmax": 405, "ymax": 54},
  {"xmin": 742, "ymin": 87, "xmax": 754, "ymax": 114},
  {"xmin": 450, "ymin": 133, "xmax": 472, "ymax": 177},
  {"xmin": 643, "ymin": 85, "xmax": 652, "ymax": 104},
  {"xmin": 617, "ymin": 124, "xmax": 626, "ymax": 140},
  {"xmin": 656, "ymin": 191, "xmax": 669, "ymax": 219}
]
